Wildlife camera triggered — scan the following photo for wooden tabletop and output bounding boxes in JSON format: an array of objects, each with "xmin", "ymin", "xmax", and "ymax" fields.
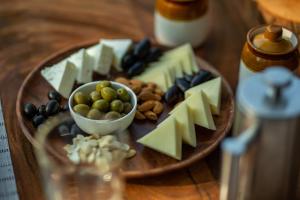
[{"xmin": 0, "ymin": 0, "xmax": 261, "ymax": 199}]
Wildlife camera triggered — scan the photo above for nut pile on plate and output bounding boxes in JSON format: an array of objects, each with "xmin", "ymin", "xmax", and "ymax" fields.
[
  {"xmin": 64, "ymin": 134, "xmax": 136, "ymax": 171},
  {"xmin": 115, "ymin": 77, "xmax": 164, "ymax": 121}
]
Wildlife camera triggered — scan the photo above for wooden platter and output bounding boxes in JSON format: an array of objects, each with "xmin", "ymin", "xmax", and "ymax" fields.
[{"xmin": 16, "ymin": 40, "xmax": 234, "ymax": 178}]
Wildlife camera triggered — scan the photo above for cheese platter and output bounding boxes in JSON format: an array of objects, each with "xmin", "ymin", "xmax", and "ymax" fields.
[{"xmin": 16, "ymin": 39, "xmax": 234, "ymax": 178}]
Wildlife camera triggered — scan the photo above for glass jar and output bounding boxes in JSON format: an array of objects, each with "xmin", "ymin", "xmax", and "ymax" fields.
[
  {"xmin": 154, "ymin": 0, "xmax": 210, "ymax": 47},
  {"xmin": 239, "ymin": 25, "xmax": 299, "ymax": 82}
]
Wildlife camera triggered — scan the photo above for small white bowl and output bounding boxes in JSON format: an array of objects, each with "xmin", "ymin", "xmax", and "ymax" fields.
[{"xmin": 69, "ymin": 81, "xmax": 137, "ymax": 135}]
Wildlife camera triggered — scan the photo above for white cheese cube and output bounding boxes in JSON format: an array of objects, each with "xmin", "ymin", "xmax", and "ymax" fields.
[
  {"xmin": 101, "ymin": 39, "xmax": 133, "ymax": 71},
  {"xmin": 41, "ymin": 60, "xmax": 77, "ymax": 98},
  {"xmin": 87, "ymin": 43, "xmax": 113, "ymax": 75},
  {"xmin": 138, "ymin": 116, "xmax": 182, "ymax": 160},
  {"xmin": 68, "ymin": 49, "xmax": 93, "ymax": 83}
]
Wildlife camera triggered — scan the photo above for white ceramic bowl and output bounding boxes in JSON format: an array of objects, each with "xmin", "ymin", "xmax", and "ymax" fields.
[{"xmin": 69, "ymin": 81, "xmax": 137, "ymax": 135}]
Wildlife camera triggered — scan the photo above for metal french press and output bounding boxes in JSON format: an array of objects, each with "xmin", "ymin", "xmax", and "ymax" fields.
[{"xmin": 220, "ymin": 67, "xmax": 300, "ymax": 200}]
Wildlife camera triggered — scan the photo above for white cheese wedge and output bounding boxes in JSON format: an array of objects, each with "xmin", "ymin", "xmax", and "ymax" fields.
[
  {"xmin": 169, "ymin": 102, "xmax": 197, "ymax": 147},
  {"xmin": 171, "ymin": 91, "xmax": 215, "ymax": 130},
  {"xmin": 68, "ymin": 49, "xmax": 93, "ymax": 83},
  {"xmin": 87, "ymin": 43, "xmax": 113, "ymax": 75},
  {"xmin": 138, "ymin": 116, "xmax": 182, "ymax": 160},
  {"xmin": 101, "ymin": 39, "xmax": 133, "ymax": 71},
  {"xmin": 41, "ymin": 61, "xmax": 77, "ymax": 98},
  {"xmin": 185, "ymin": 77, "xmax": 222, "ymax": 115}
]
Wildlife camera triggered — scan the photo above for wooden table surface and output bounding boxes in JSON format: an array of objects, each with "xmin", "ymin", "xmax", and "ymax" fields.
[{"xmin": 0, "ymin": 0, "xmax": 261, "ymax": 199}]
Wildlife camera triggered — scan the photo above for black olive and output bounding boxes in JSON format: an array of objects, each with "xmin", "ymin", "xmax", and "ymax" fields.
[
  {"xmin": 184, "ymin": 74, "xmax": 194, "ymax": 83},
  {"xmin": 145, "ymin": 47, "xmax": 162, "ymax": 63},
  {"xmin": 48, "ymin": 91, "xmax": 62, "ymax": 103},
  {"xmin": 70, "ymin": 124, "xmax": 84, "ymax": 136},
  {"xmin": 37, "ymin": 105, "xmax": 47, "ymax": 117},
  {"xmin": 164, "ymin": 85, "xmax": 182, "ymax": 105},
  {"xmin": 60, "ymin": 103, "xmax": 69, "ymax": 112},
  {"xmin": 58, "ymin": 124, "xmax": 70, "ymax": 136},
  {"xmin": 32, "ymin": 115, "xmax": 45, "ymax": 127},
  {"xmin": 127, "ymin": 61, "xmax": 145, "ymax": 77},
  {"xmin": 175, "ymin": 78, "xmax": 191, "ymax": 92},
  {"xmin": 122, "ymin": 53, "xmax": 137, "ymax": 71},
  {"xmin": 133, "ymin": 38, "xmax": 151, "ymax": 59},
  {"xmin": 190, "ymin": 71, "xmax": 213, "ymax": 87},
  {"xmin": 46, "ymin": 100, "xmax": 60, "ymax": 116},
  {"xmin": 23, "ymin": 103, "xmax": 37, "ymax": 119}
]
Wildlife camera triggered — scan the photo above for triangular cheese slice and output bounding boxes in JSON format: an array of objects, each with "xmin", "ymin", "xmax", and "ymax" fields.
[
  {"xmin": 185, "ymin": 91, "xmax": 216, "ymax": 130},
  {"xmin": 101, "ymin": 39, "xmax": 132, "ymax": 72},
  {"xmin": 169, "ymin": 102, "xmax": 197, "ymax": 147},
  {"xmin": 185, "ymin": 77, "xmax": 222, "ymax": 115},
  {"xmin": 41, "ymin": 61, "xmax": 77, "ymax": 98},
  {"xmin": 138, "ymin": 116, "xmax": 182, "ymax": 160},
  {"xmin": 87, "ymin": 43, "xmax": 113, "ymax": 75},
  {"xmin": 68, "ymin": 49, "xmax": 93, "ymax": 83}
]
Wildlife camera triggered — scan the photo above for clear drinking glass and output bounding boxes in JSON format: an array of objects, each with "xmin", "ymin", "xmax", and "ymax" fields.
[{"xmin": 34, "ymin": 113, "xmax": 125, "ymax": 200}]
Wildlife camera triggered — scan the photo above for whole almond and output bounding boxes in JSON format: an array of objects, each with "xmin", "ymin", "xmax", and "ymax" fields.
[
  {"xmin": 154, "ymin": 88, "xmax": 164, "ymax": 96},
  {"xmin": 130, "ymin": 79, "xmax": 143, "ymax": 88},
  {"xmin": 130, "ymin": 84, "xmax": 142, "ymax": 94},
  {"xmin": 135, "ymin": 111, "xmax": 146, "ymax": 120},
  {"xmin": 138, "ymin": 100, "xmax": 156, "ymax": 112},
  {"xmin": 138, "ymin": 91, "xmax": 158, "ymax": 101},
  {"xmin": 154, "ymin": 94, "xmax": 162, "ymax": 101},
  {"xmin": 144, "ymin": 111, "xmax": 158, "ymax": 121},
  {"xmin": 141, "ymin": 87, "xmax": 154, "ymax": 94},
  {"xmin": 115, "ymin": 77, "xmax": 130, "ymax": 86},
  {"xmin": 153, "ymin": 101, "xmax": 164, "ymax": 114},
  {"xmin": 146, "ymin": 82, "xmax": 157, "ymax": 90}
]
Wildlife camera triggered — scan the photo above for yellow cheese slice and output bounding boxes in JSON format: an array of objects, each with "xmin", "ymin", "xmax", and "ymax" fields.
[
  {"xmin": 185, "ymin": 77, "xmax": 222, "ymax": 115},
  {"xmin": 138, "ymin": 116, "xmax": 182, "ymax": 160},
  {"xmin": 169, "ymin": 102, "xmax": 197, "ymax": 147}
]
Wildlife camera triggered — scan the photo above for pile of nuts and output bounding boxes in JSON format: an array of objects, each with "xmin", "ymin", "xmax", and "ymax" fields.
[
  {"xmin": 115, "ymin": 77, "xmax": 164, "ymax": 121},
  {"xmin": 64, "ymin": 134, "xmax": 136, "ymax": 172}
]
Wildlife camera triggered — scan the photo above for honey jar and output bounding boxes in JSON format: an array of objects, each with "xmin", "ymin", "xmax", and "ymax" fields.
[
  {"xmin": 239, "ymin": 25, "xmax": 299, "ymax": 81},
  {"xmin": 154, "ymin": 0, "xmax": 210, "ymax": 47}
]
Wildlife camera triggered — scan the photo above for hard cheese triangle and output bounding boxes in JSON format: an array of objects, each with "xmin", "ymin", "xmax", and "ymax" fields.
[
  {"xmin": 169, "ymin": 102, "xmax": 197, "ymax": 147},
  {"xmin": 41, "ymin": 60, "xmax": 77, "ymax": 98},
  {"xmin": 185, "ymin": 77, "xmax": 222, "ymax": 115},
  {"xmin": 138, "ymin": 116, "xmax": 182, "ymax": 160}
]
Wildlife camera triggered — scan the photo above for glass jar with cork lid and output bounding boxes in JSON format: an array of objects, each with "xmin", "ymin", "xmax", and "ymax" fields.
[
  {"xmin": 154, "ymin": 0, "xmax": 210, "ymax": 47},
  {"xmin": 239, "ymin": 25, "xmax": 299, "ymax": 81}
]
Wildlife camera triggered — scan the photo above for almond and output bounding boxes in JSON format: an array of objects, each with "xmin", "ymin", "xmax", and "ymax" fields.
[
  {"xmin": 154, "ymin": 88, "xmax": 164, "ymax": 96},
  {"xmin": 135, "ymin": 111, "xmax": 146, "ymax": 120},
  {"xmin": 146, "ymin": 82, "xmax": 157, "ymax": 90},
  {"xmin": 144, "ymin": 111, "xmax": 158, "ymax": 121},
  {"xmin": 138, "ymin": 91, "xmax": 158, "ymax": 101},
  {"xmin": 130, "ymin": 79, "xmax": 144, "ymax": 88},
  {"xmin": 154, "ymin": 94, "xmax": 162, "ymax": 101},
  {"xmin": 115, "ymin": 77, "xmax": 130, "ymax": 86},
  {"xmin": 140, "ymin": 87, "xmax": 154, "ymax": 94},
  {"xmin": 153, "ymin": 101, "xmax": 164, "ymax": 114},
  {"xmin": 138, "ymin": 100, "xmax": 156, "ymax": 112},
  {"xmin": 130, "ymin": 84, "xmax": 142, "ymax": 94}
]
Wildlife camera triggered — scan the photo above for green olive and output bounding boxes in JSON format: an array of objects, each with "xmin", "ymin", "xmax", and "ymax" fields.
[
  {"xmin": 123, "ymin": 102, "xmax": 133, "ymax": 114},
  {"xmin": 101, "ymin": 87, "xmax": 117, "ymax": 102},
  {"xmin": 110, "ymin": 100, "xmax": 124, "ymax": 113},
  {"xmin": 74, "ymin": 92, "xmax": 89, "ymax": 105},
  {"xmin": 96, "ymin": 81, "xmax": 111, "ymax": 92},
  {"xmin": 73, "ymin": 104, "xmax": 90, "ymax": 117},
  {"xmin": 92, "ymin": 99, "xmax": 109, "ymax": 112},
  {"xmin": 104, "ymin": 111, "xmax": 121, "ymax": 120},
  {"xmin": 86, "ymin": 109, "xmax": 104, "ymax": 120},
  {"xmin": 89, "ymin": 91, "xmax": 102, "ymax": 102},
  {"xmin": 117, "ymin": 88, "xmax": 130, "ymax": 102}
]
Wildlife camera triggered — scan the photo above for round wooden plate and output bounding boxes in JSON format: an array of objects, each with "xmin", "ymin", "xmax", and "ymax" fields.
[{"xmin": 16, "ymin": 40, "xmax": 234, "ymax": 178}]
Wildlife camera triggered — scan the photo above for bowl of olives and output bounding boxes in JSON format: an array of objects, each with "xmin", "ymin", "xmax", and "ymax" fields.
[{"xmin": 69, "ymin": 80, "xmax": 137, "ymax": 135}]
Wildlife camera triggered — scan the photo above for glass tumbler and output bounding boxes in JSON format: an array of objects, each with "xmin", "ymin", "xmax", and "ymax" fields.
[{"xmin": 34, "ymin": 113, "xmax": 125, "ymax": 200}]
